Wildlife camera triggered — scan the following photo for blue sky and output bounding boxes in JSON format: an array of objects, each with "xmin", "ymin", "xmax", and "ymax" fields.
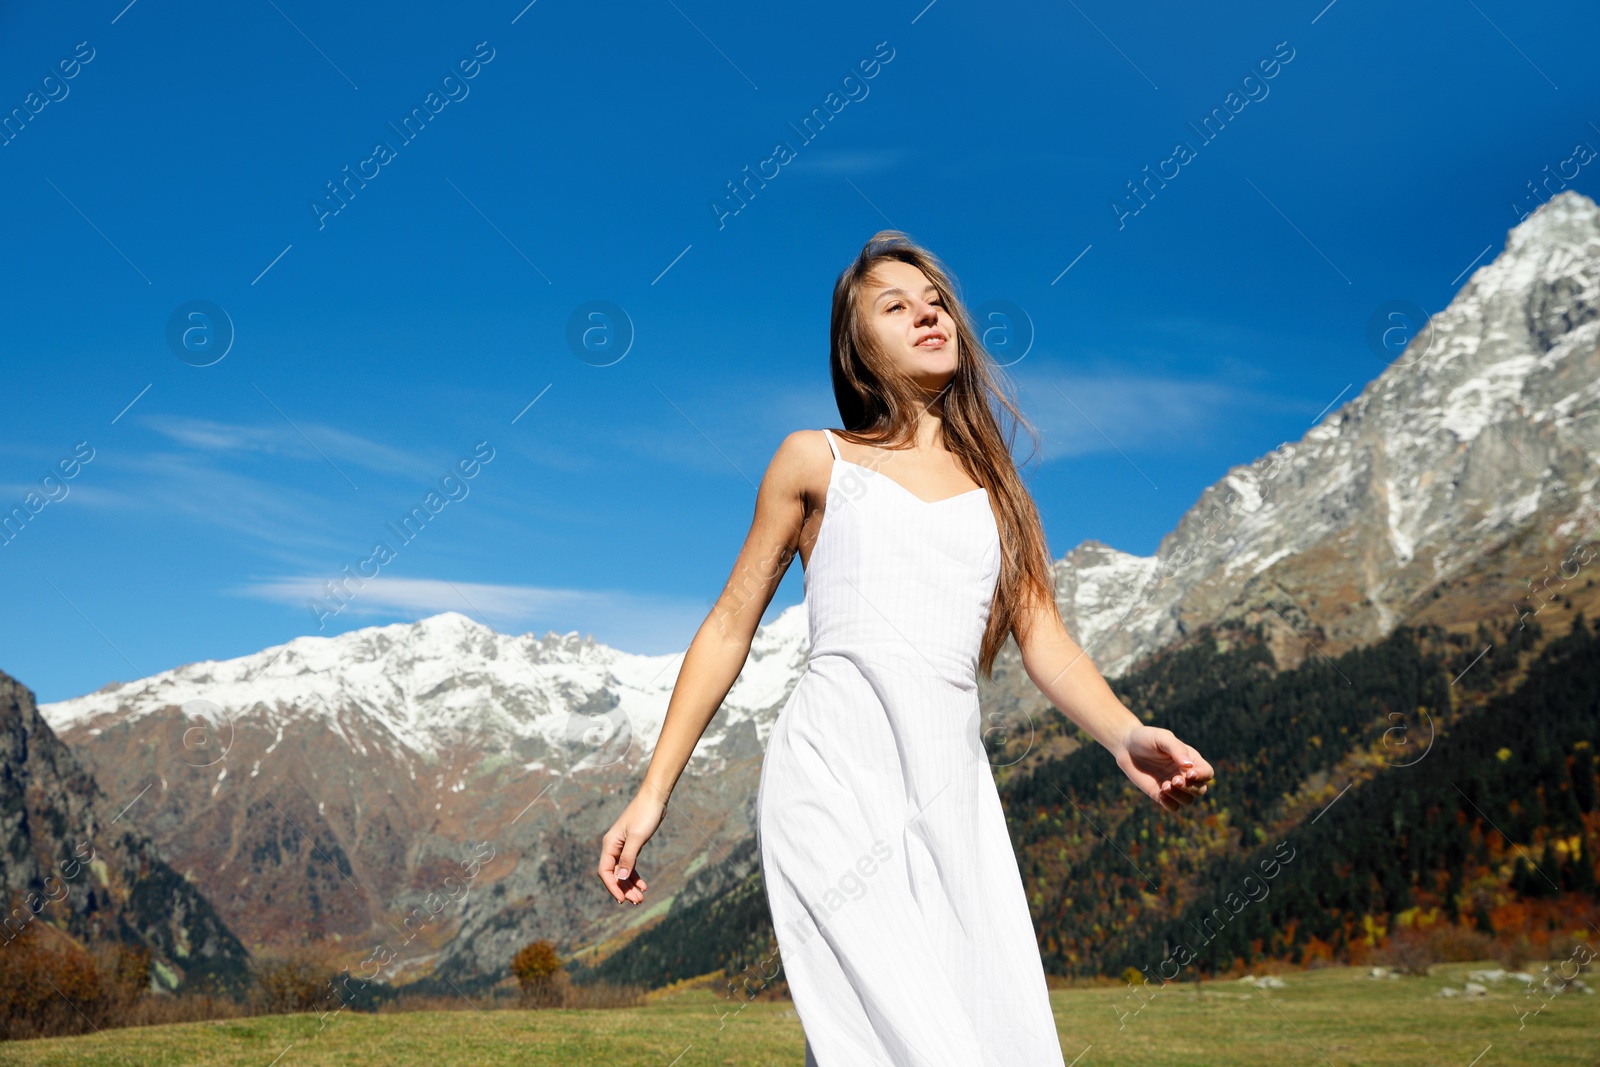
[{"xmin": 3, "ymin": 0, "xmax": 1597, "ymax": 702}]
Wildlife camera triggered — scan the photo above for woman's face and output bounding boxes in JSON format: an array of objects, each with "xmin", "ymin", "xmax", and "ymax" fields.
[{"xmin": 860, "ymin": 259, "xmax": 958, "ymax": 391}]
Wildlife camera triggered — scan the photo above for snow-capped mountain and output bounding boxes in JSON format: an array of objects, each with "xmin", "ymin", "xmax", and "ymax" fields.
[
  {"xmin": 1052, "ymin": 190, "xmax": 1600, "ymax": 677},
  {"xmin": 39, "ymin": 605, "xmax": 811, "ymax": 979},
  {"xmin": 36, "ymin": 190, "xmax": 1600, "ymax": 982},
  {"xmin": 46, "ymin": 603, "xmax": 811, "ymax": 774}
]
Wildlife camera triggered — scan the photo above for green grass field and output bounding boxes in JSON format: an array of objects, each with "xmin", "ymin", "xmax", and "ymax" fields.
[{"xmin": 3, "ymin": 964, "xmax": 1594, "ymax": 1066}]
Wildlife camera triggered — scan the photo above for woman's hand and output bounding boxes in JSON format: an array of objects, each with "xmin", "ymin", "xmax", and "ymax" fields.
[
  {"xmin": 1114, "ymin": 725, "xmax": 1214, "ymax": 813},
  {"xmin": 596, "ymin": 787, "xmax": 666, "ymax": 905}
]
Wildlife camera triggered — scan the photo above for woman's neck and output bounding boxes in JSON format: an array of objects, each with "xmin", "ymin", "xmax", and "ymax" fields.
[{"xmin": 911, "ymin": 411, "xmax": 945, "ymax": 452}]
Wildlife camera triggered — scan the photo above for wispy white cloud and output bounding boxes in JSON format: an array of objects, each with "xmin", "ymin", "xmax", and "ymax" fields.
[
  {"xmin": 68, "ymin": 450, "xmax": 360, "ymax": 562},
  {"xmin": 786, "ymin": 147, "xmax": 1109, "ymax": 182},
  {"xmin": 141, "ymin": 415, "xmax": 437, "ymax": 479},
  {"xmin": 1011, "ymin": 369, "xmax": 1258, "ymax": 461},
  {"xmin": 237, "ymin": 575, "xmax": 710, "ymax": 655},
  {"xmin": 143, "ymin": 418, "xmax": 272, "ymax": 452},
  {"xmin": 56, "ymin": 416, "xmax": 488, "ymax": 562},
  {"xmin": 788, "ymin": 147, "xmax": 909, "ymax": 176}
]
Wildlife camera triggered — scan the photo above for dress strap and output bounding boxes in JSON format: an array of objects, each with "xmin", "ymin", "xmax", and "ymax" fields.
[{"xmin": 821, "ymin": 428, "xmax": 841, "ymax": 461}]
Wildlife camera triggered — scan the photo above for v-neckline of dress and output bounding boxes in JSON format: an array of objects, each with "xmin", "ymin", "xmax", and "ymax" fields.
[{"xmin": 832, "ymin": 457, "xmax": 988, "ymax": 507}]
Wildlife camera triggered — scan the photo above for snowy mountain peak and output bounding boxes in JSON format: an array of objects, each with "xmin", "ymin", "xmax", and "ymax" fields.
[
  {"xmin": 1504, "ymin": 188, "xmax": 1600, "ymax": 255},
  {"xmin": 41, "ymin": 605, "xmax": 814, "ymax": 770},
  {"xmin": 755, "ymin": 602, "xmax": 808, "ymax": 645},
  {"xmin": 408, "ymin": 609, "xmax": 490, "ymax": 635}
]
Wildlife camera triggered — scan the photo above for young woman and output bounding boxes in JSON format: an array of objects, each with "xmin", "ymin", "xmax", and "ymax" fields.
[{"xmin": 598, "ymin": 231, "xmax": 1214, "ymax": 1065}]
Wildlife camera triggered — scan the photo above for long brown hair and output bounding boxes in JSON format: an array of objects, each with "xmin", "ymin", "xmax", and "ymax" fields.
[{"xmin": 829, "ymin": 230, "xmax": 1056, "ymax": 677}]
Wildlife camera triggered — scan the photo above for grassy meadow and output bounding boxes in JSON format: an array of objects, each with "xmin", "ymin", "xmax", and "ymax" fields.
[{"xmin": 2, "ymin": 963, "xmax": 1594, "ymax": 1066}]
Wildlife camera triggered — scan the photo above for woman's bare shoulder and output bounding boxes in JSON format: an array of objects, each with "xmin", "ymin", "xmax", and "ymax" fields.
[{"xmin": 761, "ymin": 429, "xmax": 834, "ymax": 499}]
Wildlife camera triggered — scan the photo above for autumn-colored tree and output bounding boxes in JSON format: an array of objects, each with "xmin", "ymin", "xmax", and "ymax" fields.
[{"xmin": 510, "ymin": 940, "xmax": 567, "ymax": 1008}]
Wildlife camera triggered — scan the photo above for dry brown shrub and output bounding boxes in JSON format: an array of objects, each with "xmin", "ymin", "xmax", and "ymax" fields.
[
  {"xmin": 1493, "ymin": 933, "xmax": 1538, "ymax": 971},
  {"xmin": 1544, "ymin": 932, "xmax": 1596, "ymax": 969},
  {"xmin": 1375, "ymin": 924, "xmax": 1503, "ymax": 977},
  {"xmin": 1373, "ymin": 932, "xmax": 1435, "ymax": 976},
  {"xmin": 1424, "ymin": 925, "xmax": 1497, "ymax": 964},
  {"xmin": 0, "ymin": 922, "xmax": 154, "ymax": 1040},
  {"xmin": 125, "ymin": 993, "xmax": 248, "ymax": 1027},
  {"xmin": 248, "ymin": 944, "xmax": 343, "ymax": 1015}
]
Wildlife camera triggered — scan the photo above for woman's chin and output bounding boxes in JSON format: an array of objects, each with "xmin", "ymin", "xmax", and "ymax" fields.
[
  {"xmin": 902, "ymin": 348, "xmax": 958, "ymax": 377},
  {"xmin": 906, "ymin": 368, "xmax": 958, "ymax": 394}
]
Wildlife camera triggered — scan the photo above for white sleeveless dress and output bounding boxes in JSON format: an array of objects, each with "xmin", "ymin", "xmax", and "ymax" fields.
[{"xmin": 755, "ymin": 428, "xmax": 1067, "ymax": 1066}]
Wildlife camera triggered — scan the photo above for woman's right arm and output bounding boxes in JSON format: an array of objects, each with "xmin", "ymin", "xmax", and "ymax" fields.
[{"xmin": 596, "ymin": 431, "xmax": 821, "ymax": 905}]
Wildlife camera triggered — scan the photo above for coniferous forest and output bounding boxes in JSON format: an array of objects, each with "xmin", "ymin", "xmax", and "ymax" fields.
[{"xmin": 1008, "ymin": 614, "xmax": 1599, "ymax": 977}]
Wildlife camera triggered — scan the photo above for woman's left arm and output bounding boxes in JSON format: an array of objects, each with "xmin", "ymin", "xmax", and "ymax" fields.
[{"xmin": 1014, "ymin": 593, "xmax": 1214, "ymax": 812}]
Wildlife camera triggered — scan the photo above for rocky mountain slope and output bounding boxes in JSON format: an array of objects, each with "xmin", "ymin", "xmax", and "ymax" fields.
[
  {"xmin": 1, "ymin": 669, "xmax": 249, "ymax": 990},
  {"xmin": 1051, "ymin": 189, "xmax": 1600, "ymax": 679},
  {"xmin": 38, "ymin": 190, "xmax": 1600, "ymax": 983}
]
